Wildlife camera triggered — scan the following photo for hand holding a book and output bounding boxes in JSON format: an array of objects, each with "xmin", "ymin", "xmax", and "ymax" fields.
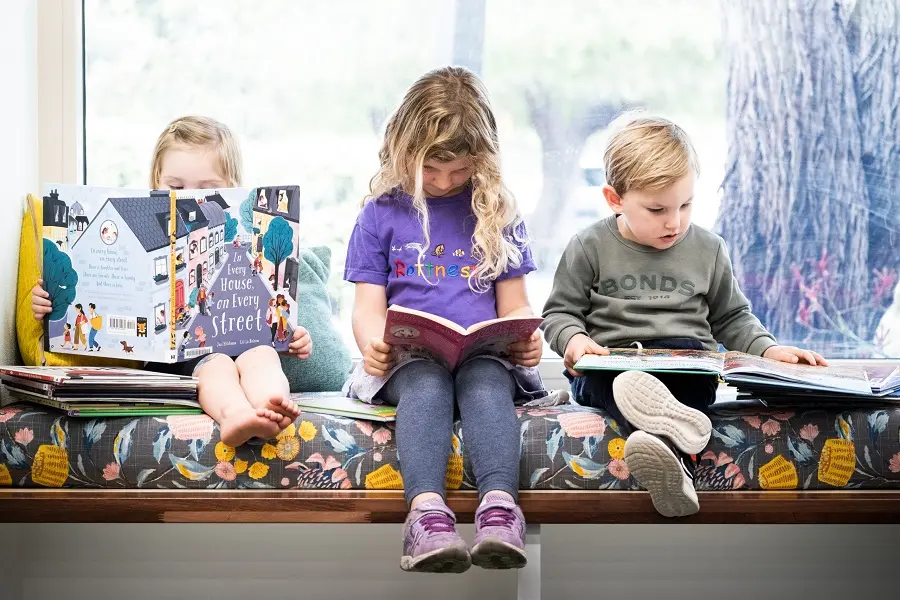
[
  {"xmin": 31, "ymin": 280, "xmax": 51, "ymax": 321},
  {"xmin": 763, "ymin": 345, "xmax": 828, "ymax": 367},
  {"xmin": 287, "ymin": 325, "xmax": 312, "ymax": 359},
  {"xmin": 363, "ymin": 337, "xmax": 395, "ymax": 377},
  {"xmin": 508, "ymin": 331, "xmax": 543, "ymax": 368},
  {"xmin": 564, "ymin": 333, "xmax": 609, "ymax": 377}
]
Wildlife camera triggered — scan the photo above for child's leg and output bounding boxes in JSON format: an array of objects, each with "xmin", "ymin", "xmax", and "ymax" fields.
[
  {"xmin": 378, "ymin": 360, "xmax": 470, "ymax": 573},
  {"xmin": 234, "ymin": 345, "xmax": 299, "ymax": 425},
  {"xmin": 194, "ymin": 353, "xmax": 285, "ymax": 447},
  {"xmin": 454, "ymin": 357, "xmax": 527, "ymax": 569}
]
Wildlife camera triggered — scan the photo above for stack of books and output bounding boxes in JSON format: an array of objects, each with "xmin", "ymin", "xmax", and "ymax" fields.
[
  {"xmin": 575, "ymin": 349, "xmax": 900, "ymax": 407},
  {"xmin": 0, "ymin": 366, "xmax": 201, "ymax": 417}
]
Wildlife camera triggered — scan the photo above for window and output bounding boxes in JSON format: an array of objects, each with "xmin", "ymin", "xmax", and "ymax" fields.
[
  {"xmin": 153, "ymin": 256, "xmax": 167, "ymax": 278},
  {"xmin": 189, "ymin": 239, "xmax": 198, "ymax": 259},
  {"xmin": 189, "ymin": 270, "xmax": 195, "ymax": 286},
  {"xmin": 154, "ymin": 303, "xmax": 166, "ymax": 329},
  {"xmin": 200, "ymin": 236, "xmax": 207, "ymax": 253},
  {"xmin": 85, "ymin": 1, "xmax": 900, "ymax": 359}
]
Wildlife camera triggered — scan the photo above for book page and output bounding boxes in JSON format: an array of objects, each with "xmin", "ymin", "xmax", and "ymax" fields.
[
  {"xmin": 722, "ymin": 352, "xmax": 872, "ymax": 394},
  {"xmin": 384, "ymin": 307, "xmax": 465, "ymax": 369},
  {"xmin": 574, "ymin": 348, "xmax": 724, "ymax": 373},
  {"xmin": 458, "ymin": 317, "xmax": 543, "ymax": 365}
]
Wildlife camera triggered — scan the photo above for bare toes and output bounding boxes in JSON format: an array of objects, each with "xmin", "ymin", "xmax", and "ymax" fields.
[{"xmin": 278, "ymin": 415, "xmax": 293, "ymax": 429}]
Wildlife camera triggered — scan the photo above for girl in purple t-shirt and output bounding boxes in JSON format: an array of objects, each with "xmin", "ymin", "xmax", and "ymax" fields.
[{"xmin": 344, "ymin": 66, "xmax": 545, "ymax": 574}]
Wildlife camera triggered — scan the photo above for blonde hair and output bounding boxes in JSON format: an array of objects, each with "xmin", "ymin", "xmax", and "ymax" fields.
[
  {"xmin": 366, "ymin": 66, "xmax": 525, "ymax": 291},
  {"xmin": 149, "ymin": 116, "xmax": 242, "ymax": 188},
  {"xmin": 603, "ymin": 111, "xmax": 699, "ymax": 196}
]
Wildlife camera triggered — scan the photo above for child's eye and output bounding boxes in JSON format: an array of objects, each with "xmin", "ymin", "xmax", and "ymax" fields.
[
  {"xmin": 681, "ymin": 203, "xmax": 692, "ymax": 210},
  {"xmin": 648, "ymin": 208, "xmax": 664, "ymax": 214},
  {"xmin": 170, "ymin": 185, "xmax": 183, "ymax": 190}
]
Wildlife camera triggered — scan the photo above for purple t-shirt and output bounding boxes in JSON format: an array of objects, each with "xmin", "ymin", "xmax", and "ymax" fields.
[{"xmin": 344, "ymin": 187, "xmax": 536, "ymax": 329}]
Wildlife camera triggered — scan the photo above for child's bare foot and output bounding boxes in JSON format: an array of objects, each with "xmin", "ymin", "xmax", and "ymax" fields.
[
  {"xmin": 249, "ymin": 395, "xmax": 300, "ymax": 421},
  {"xmin": 256, "ymin": 407, "xmax": 293, "ymax": 430},
  {"xmin": 219, "ymin": 404, "xmax": 282, "ymax": 446}
]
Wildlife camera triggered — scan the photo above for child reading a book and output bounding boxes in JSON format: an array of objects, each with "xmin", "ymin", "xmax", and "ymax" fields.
[
  {"xmin": 30, "ymin": 115, "xmax": 312, "ymax": 446},
  {"xmin": 345, "ymin": 67, "xmax": 543, "ymax": 573},
  {"xmin": 542, "ymin": 112, "xmax": 827, "ymax": 518}
]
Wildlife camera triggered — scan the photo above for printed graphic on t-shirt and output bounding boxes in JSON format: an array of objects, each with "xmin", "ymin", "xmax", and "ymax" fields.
[
  {"xmin": 600, "ymin": 273, "xmax": 697, "ymax": 301},
  {"xmin": 392, "ymin": 241, "xmax": 479, "ymax": 283}
]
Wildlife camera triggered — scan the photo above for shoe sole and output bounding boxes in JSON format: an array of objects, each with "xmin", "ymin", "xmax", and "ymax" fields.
[
  {"xmin": 624, "ymin": 430, "xmax": 699, "ymax": 518},
  {"xmin": 612, "ymin": 370, "xmax": 712, "ymax": 454},
  {"xmin": 470, "ymin": 537, "xmax": 527, "ymax": 570},
  {"xmin": 400, "ymin": 540, "xmax": 471, "ymax": 573}
]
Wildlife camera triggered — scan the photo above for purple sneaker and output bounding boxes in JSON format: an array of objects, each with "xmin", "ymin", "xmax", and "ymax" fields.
[
  {"xmin": 400, "ymin": 501, "xmax": 471, "ymax": 573},
  {"xmin": 470, "ymin": 496, "xmax": 527, "ymax": 569}
]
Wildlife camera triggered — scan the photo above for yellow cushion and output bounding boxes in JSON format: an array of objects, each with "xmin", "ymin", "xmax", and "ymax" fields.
[{"xmin": 17, "ymin": 193, "xmax": 141, "ymax": 368}]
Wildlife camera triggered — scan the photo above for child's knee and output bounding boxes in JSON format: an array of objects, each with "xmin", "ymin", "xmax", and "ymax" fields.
[
  {"xmin": 194, "ymin": 353, "xmax": 237, "ymax": 379},
  {"xmin": 235, "ymin": 344, "xmax": 280, "ymax": 369}
]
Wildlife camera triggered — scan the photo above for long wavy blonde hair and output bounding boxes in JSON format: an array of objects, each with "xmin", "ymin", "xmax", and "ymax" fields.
[{"xmin": 366, "ymin": 66, "xmax": 526, "ymax": 292}]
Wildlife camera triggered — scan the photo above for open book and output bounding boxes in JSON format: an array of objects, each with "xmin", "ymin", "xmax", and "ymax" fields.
[
  {"xmin": 384, "ymin": 305, "xmax": 543, "ymax": 371},
  {"xmin": 290, "ymin": 392, "xmax": 397, "ymax": 422},
  {"xmin": 37, "ymin": 183, "xmax": 300, "ymax": 363},
  {"xmin": 574, "ymin": 349, "xmax": 900, "ymax": 397}
]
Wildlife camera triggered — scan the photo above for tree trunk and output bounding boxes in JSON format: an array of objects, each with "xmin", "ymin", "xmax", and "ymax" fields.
[
  {"xmin": 850, "ymin": 0, "xmax": 900, "ymax": 277},
  {"xmin": 452, "ymin": 0, "xmax": 486, "ymax": 75},
  {"xmin": 717, "ymin": 0, "xmax": 872, "ymax": 350},
  {"xmin": 525, "ymin": 86, "xmax": 622, "ymax": 267}
]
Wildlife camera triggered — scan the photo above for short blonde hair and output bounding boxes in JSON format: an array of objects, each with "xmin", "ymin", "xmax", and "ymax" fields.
[
  {"xmin": 603, "ymin": 112, "xmax": 699, "ymax": 196},
  {"xmin": 367, "ymin": 66, "xmax": 525, "ymax": 291},
  {"xmin": 149, "ymin": 116, "xmax": 242, "ymax": 188}
]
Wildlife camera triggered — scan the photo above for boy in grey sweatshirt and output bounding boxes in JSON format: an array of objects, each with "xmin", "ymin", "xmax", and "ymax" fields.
[{"xmin": 541, "ymin": 113, "xmax": 826, "ymax": 518}]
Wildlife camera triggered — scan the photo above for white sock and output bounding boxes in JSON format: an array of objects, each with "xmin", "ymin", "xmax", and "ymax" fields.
[{"xmin": 480, "ymin": 490, "xmax": 515, "ymax": 506}]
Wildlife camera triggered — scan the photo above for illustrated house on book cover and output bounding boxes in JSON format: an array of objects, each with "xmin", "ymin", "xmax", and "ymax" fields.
[
  {"xmin": 43, "ymin": 189, "xmax": 69, "ymax": 251},
  {"xmin": 42, "ymin": 184, "xmax": 301, "ymax": 363}
]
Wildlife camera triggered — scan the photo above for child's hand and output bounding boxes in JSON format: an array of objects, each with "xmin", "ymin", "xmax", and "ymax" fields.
[
  {"xmin": 564, "ymin": 333, "xmax": 609, "ymax": 377},
  {"xmin": 763, "ymin": 345, "xmax": 828, "ymax": 366},
  {"xmin": 31, "ymin": 280, "xmax": 51, "ymax": 321},
  {"xmin": 508, "ymin": 331, "xmax": 543, "ymax": 367},
  {"xmin": 363, "ymin": 337, "xmax": 394, "ymax": 377},
  {"xmin": 288, "ymin": 326, "xmax": 312, "ymax": 359}
]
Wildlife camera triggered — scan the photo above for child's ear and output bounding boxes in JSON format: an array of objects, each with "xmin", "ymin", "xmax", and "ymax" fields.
[{"xmin": 602, "ymin": 185, "xmax": 624, "ymax": 214}]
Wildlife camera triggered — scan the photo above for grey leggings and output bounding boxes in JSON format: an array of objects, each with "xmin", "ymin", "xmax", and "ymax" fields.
[{"xmin": 378, "ymin": 357, "xmax": 519, "ymax": 505}]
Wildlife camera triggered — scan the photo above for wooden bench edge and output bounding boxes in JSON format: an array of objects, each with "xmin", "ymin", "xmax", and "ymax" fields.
[{"xmin": 1, "ymin": 489, "xmax": 898, "ymax": 524}]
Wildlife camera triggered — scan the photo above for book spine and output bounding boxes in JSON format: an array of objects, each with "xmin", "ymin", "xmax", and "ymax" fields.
[{"xmin": 168, "ymin": 190, "xmax": 177, "ymax": 362}]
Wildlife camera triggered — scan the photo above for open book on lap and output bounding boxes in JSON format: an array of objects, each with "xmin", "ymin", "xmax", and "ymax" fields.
[
  {"xmin": 384, "ymin": 305, "xmax": 543, "ymax": 371},
  {"xmin": 37, "ymin": 183, "xmax": 301, "ymax": 363},
  {"xmin": 575, "ymin": 349, "xmax": 900, "ymax": 399}
]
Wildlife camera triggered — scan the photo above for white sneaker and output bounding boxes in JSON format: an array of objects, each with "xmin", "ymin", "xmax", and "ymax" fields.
[
  {"xmin": 611, "ymin": 370, "xmax": 712, "ymax": 454},
  {"xmin": 625, "ymin": 430, "xmax": 699, "ymax": 518}
]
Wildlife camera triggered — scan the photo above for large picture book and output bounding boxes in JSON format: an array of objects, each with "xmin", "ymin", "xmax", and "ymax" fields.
[
  {"xmin": 37, "ymin": 183, "xmax": 301, "ymax": 363},
  {"xmin": 383, "ymin": 305, "xmax": 543, "ymax": 371},
  {"xmin": 574, "ymin": 349, "xmax": 900, "ymax": 398}
]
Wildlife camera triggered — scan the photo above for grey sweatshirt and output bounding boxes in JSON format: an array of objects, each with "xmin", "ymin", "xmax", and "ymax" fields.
[{"xmin": 541, "ymin": 215, "xmax": 777, "ymax": 358}]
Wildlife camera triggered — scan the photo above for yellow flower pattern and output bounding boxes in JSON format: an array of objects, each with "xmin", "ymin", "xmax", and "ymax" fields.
[
  {"xmin": 276, "ymin": 437, "xmax": 300, "ymax": 461},
  {"xmin": 608, "ymin": 438, "xmax": 626, "ymax": 460},
  {"xmin": 0, "ymin": 404, "xmax": 895, "ymax": 492},
  {"xmin": 277, "ymin": 423, "xmax": 297, "ymax": 440},
  {"xmin": 32, "ymin": 444, "xmax": 69, "ymax": 488},
  {"xmin": 0, "ymin": 464, "xmax": 11, "ymax": 486},
  {"xmin": 248, "ymin": 462, "xmax": 270, "ymax": 480},
  {"xmin": 298, "ymin": 421, "xmax": 317, "ymax": 442},
  {"xmin": 215, "ymin": 441, "xmax": 235, "ymax": 462}
]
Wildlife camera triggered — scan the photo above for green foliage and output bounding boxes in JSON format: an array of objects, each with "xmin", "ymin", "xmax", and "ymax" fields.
[
  {"xmin": 263, "ymin": 217, "xmax": 295, "ymax": 291},
  {"xmin": 43, "ymin": 239, "xmax": 78, "ymax": 321}
]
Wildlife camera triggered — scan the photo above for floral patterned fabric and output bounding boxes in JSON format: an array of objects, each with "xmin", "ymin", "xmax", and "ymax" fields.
[{"xmin": 0, "ymin": 403, "xmax": 898, "ymax": 490}]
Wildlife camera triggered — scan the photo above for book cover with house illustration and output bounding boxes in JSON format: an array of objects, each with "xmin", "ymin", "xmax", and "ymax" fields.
[{"xmin": 41, "ymin": 183, "xmax": 301, "ymax": 363}]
